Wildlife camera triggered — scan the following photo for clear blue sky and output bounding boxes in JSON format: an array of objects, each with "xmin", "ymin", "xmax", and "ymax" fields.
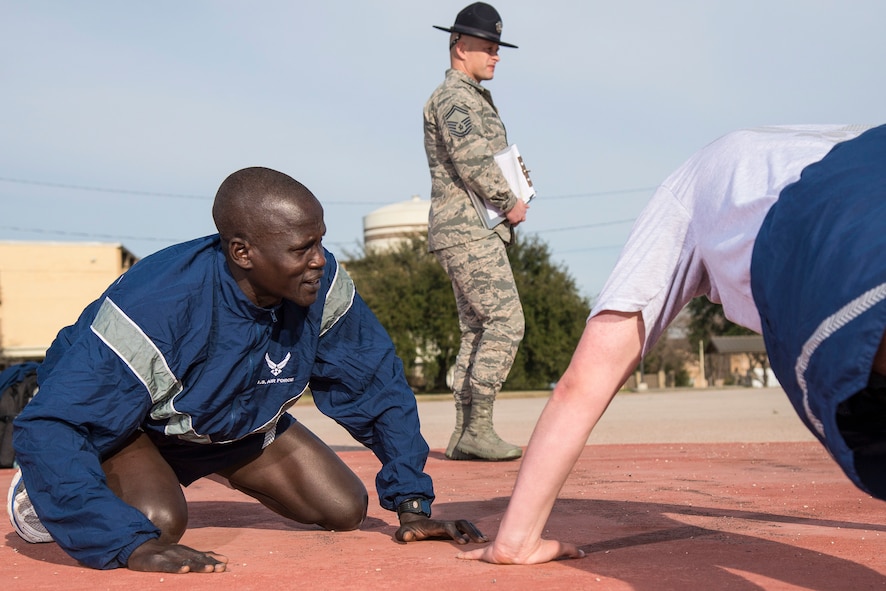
[{"xmin": 2, "ymin": 1, "xmax": 884, "ymax": 300}]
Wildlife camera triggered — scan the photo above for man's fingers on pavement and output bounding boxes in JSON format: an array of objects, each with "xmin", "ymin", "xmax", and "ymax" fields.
[{"xmin": 457, "ymin": 519, "xmax": 487, "ymax": 542}]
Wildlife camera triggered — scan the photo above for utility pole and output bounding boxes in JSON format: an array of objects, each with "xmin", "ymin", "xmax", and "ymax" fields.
[{"xmin": 697, "ymin": 339, "xmax": 708, "ymax": 388}]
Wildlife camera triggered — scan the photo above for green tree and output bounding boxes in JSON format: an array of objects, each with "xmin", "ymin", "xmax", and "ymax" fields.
[
  {"xmin": 685, "ymin": 297, "xmax": 754, "ymax": 348},
  {"xmin": 343, "ymin": 237, "xmax": 457, "ymax": 391},
  {"xmin": 343, "ymin": 234, "xmax": 590, "ymax": 393},
  {"xmin": 506, "ymin": 235, "xmax": 590, "ymax": 390}
]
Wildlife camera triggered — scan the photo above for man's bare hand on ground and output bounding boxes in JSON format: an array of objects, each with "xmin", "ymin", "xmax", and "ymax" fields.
[
  {"xmin": 127, "ymin": 538, "xmax": 228, "ymax": 573},
  {"xmin": 457, "ymin": 538, "xmax": 585, "ymax": 564},
  {"xmin": 395, "ymin": 512, "xmax": 487, "ymax": 545}
]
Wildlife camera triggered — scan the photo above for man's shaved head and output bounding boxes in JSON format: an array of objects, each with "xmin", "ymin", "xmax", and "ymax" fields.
[
  {"xmin": 213, "ymin": 166, "xmax": 320, "ymax": 243},
  {"xmin": 212, "ymin": 166, "xmax": 327, "ymax": 308}
]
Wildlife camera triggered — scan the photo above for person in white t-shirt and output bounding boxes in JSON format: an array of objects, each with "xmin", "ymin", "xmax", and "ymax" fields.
[{"xmin": 457, "ymin": 123, "xmax": 886, "ymax": 564}]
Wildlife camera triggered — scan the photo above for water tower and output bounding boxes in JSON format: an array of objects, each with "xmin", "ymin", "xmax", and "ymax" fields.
[{"xmin": 363, "ymin": 195, "xmax": 430, "ymax": 252}]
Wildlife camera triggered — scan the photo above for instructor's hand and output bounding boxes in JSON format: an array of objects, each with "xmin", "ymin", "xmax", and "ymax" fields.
[
  {"xmin": 127, "ymin": 538, "xmax": 228, "ymax": 573},
  {"xmin": 395, "ymin": 512, "xmax": 487, "ymax": 545},
  {"xmin": 506, "ymin": 199, "xmax": 529, "ymax": 227}
]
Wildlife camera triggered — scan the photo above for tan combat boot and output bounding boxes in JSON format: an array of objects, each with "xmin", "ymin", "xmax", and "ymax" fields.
[
  {"xmin": 451, "ymin": 395, "xmax": 522, "ymax": 461},
  {"xmin": 445, "ymin": 401, "xmax": 478, "ymax": 459}
]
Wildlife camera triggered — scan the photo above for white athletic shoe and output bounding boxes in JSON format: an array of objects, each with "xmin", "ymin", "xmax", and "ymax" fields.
[{"xmin": 7, "ymin": 470, "xmax": 52, "ymax": 543}]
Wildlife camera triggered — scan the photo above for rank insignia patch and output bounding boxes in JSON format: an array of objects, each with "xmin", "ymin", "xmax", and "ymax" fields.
[{"xmin": 444, "ymin": 105, "xmax": 472, "ymax": 138}]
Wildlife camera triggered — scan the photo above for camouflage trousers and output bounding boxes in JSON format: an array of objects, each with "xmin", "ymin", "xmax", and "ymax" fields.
[{"xmin": 434, "ymin": 234, "xmax": 525, "ymax": 404}]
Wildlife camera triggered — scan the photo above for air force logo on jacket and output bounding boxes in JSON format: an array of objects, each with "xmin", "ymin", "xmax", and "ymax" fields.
[{"xmin": 264, "ymin": 352, "xmax": 291, "ymax": 378}]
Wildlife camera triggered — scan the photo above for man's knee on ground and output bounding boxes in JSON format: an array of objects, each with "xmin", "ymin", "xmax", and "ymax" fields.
[
  {"xmin": 100, "ymin": 431, "xmax": 189, "ymax": 544},
  {"xmin": 142, "ymin": 501, "xmax": 188, "ymax": 544},
  {"xmin": 318, "ymin": 489, "xmax": 369, "ymax": 532}
]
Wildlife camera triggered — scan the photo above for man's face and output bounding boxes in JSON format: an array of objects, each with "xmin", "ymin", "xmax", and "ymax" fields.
[
  {"xmin": 242, "ymin": 200, "xmax": 327, "ymax": 308},
  {"xmin": 460, "ymin": 35, "xmax": 500, "ymax": 82}
]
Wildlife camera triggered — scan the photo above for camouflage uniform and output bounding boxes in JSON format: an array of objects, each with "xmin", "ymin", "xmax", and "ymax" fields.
[
  {"xmin": 424, "ymin": 68, "xmax": 516, "ymax": 251},
  {"xmin": 424, "ymin": 67, "xmax": 525, "ymax": 460}
]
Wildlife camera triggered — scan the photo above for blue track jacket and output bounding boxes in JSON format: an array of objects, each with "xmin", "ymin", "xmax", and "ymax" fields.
[{"xmin": 13, "ymin": 236, "xmax": 434, "ymax": 569}]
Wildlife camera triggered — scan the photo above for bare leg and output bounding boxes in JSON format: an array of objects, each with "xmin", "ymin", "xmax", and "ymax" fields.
[
  {"xmin": 217, "ymin": 421, "xmax": 368, "ymax": 531},
  {"xmin": 459, "ymin": 310, "xmax": 643, "ymax": 563},
  {"xmin": 101, "ymin": 433, "xmax": 229, "ymax": 572},
  {"xmin": 102, "ymin": 432, "xmax": 188, "ymax": 544}
]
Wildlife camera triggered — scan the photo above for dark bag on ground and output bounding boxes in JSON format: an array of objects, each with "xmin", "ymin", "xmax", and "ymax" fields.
[{"xmin": 0, "ymin": 362, "xmax": 40, "ymax": 468}]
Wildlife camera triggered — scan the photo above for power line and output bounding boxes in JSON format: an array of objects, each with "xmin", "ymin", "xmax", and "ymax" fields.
[
  {"xmin": 1, "ymin": 215, "xmax": 638, "ymax": 245},
  {"xmin": 0, "ymin": 225, "xmax": 178, "ymax": 243},
  {"xmin": 556, "ymin": 244, "xmax": 625, "ymax": 254},
  {"xmin": 0, "ymin": 176, "xmax": 211, "ymax": 200},
  {"xmin": 541, "ymin": 187, "xmax": 656, "ymax": 200},
  {"xmin": 0, "ymin": 176, "xmax": 655, "ymax": 204},
  {"xmin": 0, "ymin": 175, "xmax": 645, "ymax": 247},
  {"xmin": 532, "ymin": 218, "xmax": 635, "ymax": 234},
  {"xmin": 0, "ymin": 176, "xmax": 388, "ymax": 205}
]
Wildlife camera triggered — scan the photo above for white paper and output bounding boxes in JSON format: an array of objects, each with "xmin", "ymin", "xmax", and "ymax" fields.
[{"xmin": 467, "ymin": 144, "xmax": 536, "ymax": 229}]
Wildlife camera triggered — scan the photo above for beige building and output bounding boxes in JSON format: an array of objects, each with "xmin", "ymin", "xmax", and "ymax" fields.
[
  {"xmin": 706, "ymin": 334, "xmax": 778, "ymax": 388},
  {"xmin": 0, "ymin": 241, "xmax": 137, "ymax": 368}
]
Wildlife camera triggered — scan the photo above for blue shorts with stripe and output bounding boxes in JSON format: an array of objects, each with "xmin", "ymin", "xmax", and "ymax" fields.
[{"xmin": 752, "ymin": 123, "xmax": 886, "ymax": 499}]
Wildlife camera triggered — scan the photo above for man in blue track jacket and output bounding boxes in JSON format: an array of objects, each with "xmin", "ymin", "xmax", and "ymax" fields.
[{"xmin": 8, "ymin": 166, "xmax": 485, "ymax": 573}]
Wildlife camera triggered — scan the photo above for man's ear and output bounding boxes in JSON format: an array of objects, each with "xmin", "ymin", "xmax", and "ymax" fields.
[
  {"xmin": 228, "ymin": 237, "xmax": 252, "ymax": 270},
  {"xmin": 452, "ymin": 38, "xmax": 466, "ymax": 59}
]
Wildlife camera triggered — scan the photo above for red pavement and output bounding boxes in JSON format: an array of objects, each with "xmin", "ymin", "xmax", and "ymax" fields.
[{"xmin": 4, "ymin": 440, "xmax": 886, "ymax": 590}]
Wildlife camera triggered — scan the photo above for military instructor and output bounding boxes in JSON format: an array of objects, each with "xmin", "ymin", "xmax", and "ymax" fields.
[{"xmin": 423, "ymin": 3, "xmax": 528, "ymax": 461}]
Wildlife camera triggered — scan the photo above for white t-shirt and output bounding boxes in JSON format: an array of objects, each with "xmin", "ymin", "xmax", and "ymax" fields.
[{"xmin": 591, "ymin": 124, "xmax": 871, "ymax": 354}]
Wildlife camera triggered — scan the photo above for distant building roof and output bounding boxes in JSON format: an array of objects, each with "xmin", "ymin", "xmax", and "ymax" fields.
[
  {"xmin": 0, "ymin": 240, "xmax": 138, "ymax": 264},
  {"xmin": 706, "ymin": 335, "xmax": 767, "ymax": 354}
]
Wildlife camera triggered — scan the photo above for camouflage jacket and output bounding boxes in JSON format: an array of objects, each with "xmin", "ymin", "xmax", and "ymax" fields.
[{"xmin": 423, "ymin": 68, "xmax": 516, "ymax": 251}]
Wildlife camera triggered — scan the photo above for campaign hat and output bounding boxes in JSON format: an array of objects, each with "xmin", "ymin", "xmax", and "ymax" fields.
[{"xmin": 433, "ymin": 2, "xmax": 518, "ymax": 49}]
